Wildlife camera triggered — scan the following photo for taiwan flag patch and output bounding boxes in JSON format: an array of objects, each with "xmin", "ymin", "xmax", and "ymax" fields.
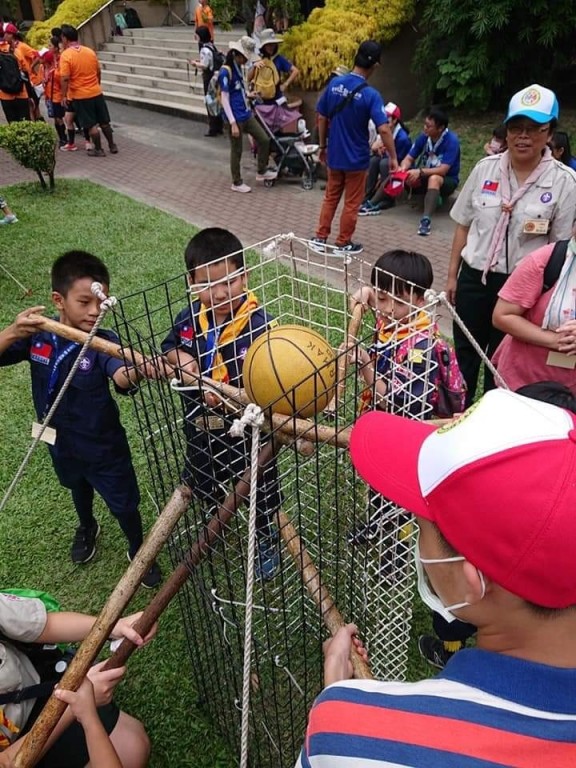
[
  {"xmin": 180, "ymin": 325, "xmax": 195, "ymax": 347},
  {"xmin": 30, "ymin": 340, "xmax": 53, "ymax": 365},
  {"xmin": 482, "ymin": 179, "xmax": 499, "ymax": 195}
]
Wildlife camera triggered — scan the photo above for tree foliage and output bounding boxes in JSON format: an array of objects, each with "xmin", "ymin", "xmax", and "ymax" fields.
[
  {"xmin": 282, "ymin": 0, "xmax": 416, "ymax": 91},
  {"xmin": 414, "ymin": 0, "xmax": 576, "ymax": 109},
  {"xmin": 0, "ymin": 121, "xmax": 56, "ymax": 189}
]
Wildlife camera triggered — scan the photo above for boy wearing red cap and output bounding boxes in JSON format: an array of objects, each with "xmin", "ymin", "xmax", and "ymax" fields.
[{"xmin": 298, "ymin": 389, "xmax": 576, "ymax": 767}]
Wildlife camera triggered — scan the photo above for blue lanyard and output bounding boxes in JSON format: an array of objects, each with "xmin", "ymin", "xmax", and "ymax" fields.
[
  {"xmin": 201, "ymin": 323, "xmax": 222, "ymax": 375},
  {"xmin": 43, "ymin": 334, "xmax": 79, "ymax": 416}
]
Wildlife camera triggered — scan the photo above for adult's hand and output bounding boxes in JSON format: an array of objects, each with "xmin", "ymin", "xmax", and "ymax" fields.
[
  {"xmin": 446, "ymin": 275, "xmax": 458, "ymax": 305},
  {"xmin": 231, "ymin": 123, "xmax": 240, "ymax": 139},
  {"xmin": 319, "ymin": 148, "xmax": 327, "ymax": 165}
]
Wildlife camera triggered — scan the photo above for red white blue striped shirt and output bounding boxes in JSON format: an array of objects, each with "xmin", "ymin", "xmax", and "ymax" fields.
[{"xmin": 297, "ymin": 649, "xmax": 576, "ymax": 767}]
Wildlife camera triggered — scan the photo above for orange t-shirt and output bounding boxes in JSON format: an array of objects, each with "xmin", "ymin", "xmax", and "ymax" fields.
[
  {"xmin": 14, "ymin": 41, "xmax": 39, "ymax": 75},
  {"xmin": 59, "ymin": 44, "xmax": 102, "ymax": 100},
  {"xmin": 0, "ymin": 41, "xmax": 27, "ymax": 100},
  {"xmin": 45, "ymin": 64, "xmax": 62, "ymax": 104},
  {"xmin": 194, "ymin": 3, "xmax": 214, "ymax": 39}
]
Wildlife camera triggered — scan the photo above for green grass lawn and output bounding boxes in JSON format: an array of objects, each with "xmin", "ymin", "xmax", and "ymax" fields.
[{"xmin": 0, "ymin": 180, "xmax": 235, "ymax": 768}]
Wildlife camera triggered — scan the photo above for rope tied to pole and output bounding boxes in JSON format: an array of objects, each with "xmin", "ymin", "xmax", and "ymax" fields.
[{"xmin": 229, "ymin": 403, "xmax": 265, "ymax": 768}]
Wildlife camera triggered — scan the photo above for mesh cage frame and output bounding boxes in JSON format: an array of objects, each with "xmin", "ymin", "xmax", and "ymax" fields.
[{"xmin": 112, "ymin": 235, "xmax": 444, "ymax": 767}]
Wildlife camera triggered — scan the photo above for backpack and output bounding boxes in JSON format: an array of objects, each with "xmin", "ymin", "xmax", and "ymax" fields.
[
  {"xmin": 252, "ymin": 57, "xmax": 279, "ymax": 101},
  {"xmin": 429, "ymin": 336, "xmax": 467, "ymax": 418},
  {"xmin": 203, "ymin": 42, "xmax": 225, "ymax": 74},
  {"xmin": 541, "ymin": 239, "xmax": 569, "ymax": 294},
  {"xmin": 0, "ymin": 51, "xmax": 23, "ymax": 95},
  {"xmin": 206, "ymin": 64, "xmax": 232, "ymax": 117}
]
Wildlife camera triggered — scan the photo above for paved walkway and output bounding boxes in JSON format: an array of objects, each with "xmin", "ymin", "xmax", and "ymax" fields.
[{"xmin": 1, "ymin": 102, "xmax": 456, "ymax": 296}]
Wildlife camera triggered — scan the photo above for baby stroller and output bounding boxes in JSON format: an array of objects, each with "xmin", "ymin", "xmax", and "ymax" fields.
[{"xmin": 252, "ymin": 106, "xmax": 319, "ymax": 190}]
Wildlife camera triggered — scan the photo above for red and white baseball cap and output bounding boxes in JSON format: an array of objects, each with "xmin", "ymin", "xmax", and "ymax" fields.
[
  {"xmin": 3, "ymin": 22, "xmax": 19, "ymax": 35},
  {"xmin": 384, "ymin": 101, "xmax": 401, "ymax": 120},
  {"xmin": 349, "ymin": 389, "xmax": 576, "ymax": 608}
]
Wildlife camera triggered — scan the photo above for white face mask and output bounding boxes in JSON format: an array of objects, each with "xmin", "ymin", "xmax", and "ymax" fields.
[{"xmin": 415, "ymin": 538, "xmax": 486, "ymax": 624}]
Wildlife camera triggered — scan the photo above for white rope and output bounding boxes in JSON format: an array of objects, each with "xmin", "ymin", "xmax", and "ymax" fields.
[
  {"xmin": 230, "ymin": 404, "xmax": 264, "ymax": 768},
  {"xmin": 424, "ymin": 289, "xmax": 509, "ymax": 390},
  {"xmin": 0, "ymin": 282, "xmax": 117, "ymax": 514}
]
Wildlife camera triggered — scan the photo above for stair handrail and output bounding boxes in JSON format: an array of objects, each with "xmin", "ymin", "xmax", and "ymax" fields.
[{"xmin": 78, "ymin": 0, "xmax": 119, "ymax": 50}]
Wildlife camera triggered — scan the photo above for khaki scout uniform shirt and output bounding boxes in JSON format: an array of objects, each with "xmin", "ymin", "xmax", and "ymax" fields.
[
  {"xmin": 0, "ymin": 594, "xmax": 47, "ymax": 745},
  {"xmin": 450, "ymin": 153, "xmax": 576, "ymax": 274}
]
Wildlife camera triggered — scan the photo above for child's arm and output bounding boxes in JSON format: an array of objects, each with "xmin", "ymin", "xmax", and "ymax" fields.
[
  {"xmin": 111, "ymin": 355, "xmax": 173, "ymax": 390},
  {"xmin": 349, "ymin": 287, "xmax": 375, "ymax": 314},
  {"xmin": 0, "ymin": 306, "xmax": 46, "ymax": 356},
  {"xmin": 352, "ymin": 346, "xmax": 388, "ymax": 405},
  {"xmin": 54, "ymin": 678, "xmax": 122, "ymax": 768}
]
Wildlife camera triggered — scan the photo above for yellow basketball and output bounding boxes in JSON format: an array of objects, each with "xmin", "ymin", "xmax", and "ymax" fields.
[{"xmin": 244, "ymin": 325, "xmax": 336, "ymax": 418}]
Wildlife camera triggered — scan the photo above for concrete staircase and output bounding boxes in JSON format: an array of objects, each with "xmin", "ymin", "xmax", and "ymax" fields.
[{"xmin": 99, "ymin": 26, "xmax": 243, "ymax": 120}]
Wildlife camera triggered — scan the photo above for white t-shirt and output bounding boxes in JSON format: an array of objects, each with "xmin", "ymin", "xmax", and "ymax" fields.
[
  {"xmin": 451, "ymin": 153, "xmax": 576, "ymax": 273},
  {"xmin": 199, "ymin": 45, "xmax": 214, "ymax": 71}
]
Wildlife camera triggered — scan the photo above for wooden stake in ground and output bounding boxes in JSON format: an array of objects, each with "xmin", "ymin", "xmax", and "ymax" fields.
[
  {"xmin": 14, "ymin": 485, "xmax": 191, "ymax": 768},
  {"xmin": 276, "ymin": 506, "xmax": 372, "ymax": 680}
]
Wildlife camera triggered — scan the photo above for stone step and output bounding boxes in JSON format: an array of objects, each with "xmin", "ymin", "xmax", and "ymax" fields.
[
  {"xmin": 102, "ymin": 68, "xmax": 204, "ymax": 95},
  {"xmin": 122, "ymin": 26, "xmax": 243, "ymax": 42},
  {"xmin": 102, "ymin": 78, "xmax": 205, "ymax": 107},
  {"xmin": 99, "ymin": 51, "xmax": 189, "ymax": 69},
  {"xmin": 100, "ymin": 58, "xmax": 198, "ymax": 84},
  {"xmin": 103, "ymin": 41, "xmax": 197, "ymax": 56},
  {"xmin": 105, "ymin": 88, "xmax": 207, "ymax": 119}
]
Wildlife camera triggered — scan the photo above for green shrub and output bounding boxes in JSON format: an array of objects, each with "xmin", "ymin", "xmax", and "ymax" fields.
[
  {"xmin": 0, "ymin": 121, "xmax": 57, "ymax": 189},
  {"xmin": 27, "ymin": 0, "xmax": 107, "ymax": 49},
  {"xmin": 281, "ymin": 0, "xmax": 416, "ymax": 90}
]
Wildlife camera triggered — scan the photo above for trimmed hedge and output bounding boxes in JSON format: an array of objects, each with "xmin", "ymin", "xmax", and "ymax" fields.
[
  {"xmin": 0, "ymin": 121, "xmax": 57, "ymax": 189},
  {"xmin": 281, "ymin": 0, "xmax": 416, "ymax": 90},
  {"xmin": 27, "ymin": 0, "xmax": 106, "ymax": 49}
]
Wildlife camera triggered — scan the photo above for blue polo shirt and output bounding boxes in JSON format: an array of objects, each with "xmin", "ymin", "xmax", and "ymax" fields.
[
  {"xmin": 409, "ymin": 129, "xmax": 461, "ymax": 183},
  {"xmin": 218, "ymin": 61, "xmax": 251, "ymax": 124},
  {"xmin": 317, "ymin": 73, "xmax": 388, "ymax": 172},
  {"xmin": 0, "ymin": 326, "xmax": 131, "ymax": 462}
]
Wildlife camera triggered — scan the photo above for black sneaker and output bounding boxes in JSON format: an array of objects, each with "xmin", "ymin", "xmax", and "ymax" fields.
[
  {"xmin": 127, "ymin": 553, "xmax": 162, "ymax": 589},
  {"xmin": 418, "ymin": 635, "xmax": 462, "ymax": 670},
  {"xmin": 71, "ymin": 520, "xmax": 101, "ymax": 564},
  {"xmin": 334, "ymin": 241, "xmax": 364, "ymax": 255}
]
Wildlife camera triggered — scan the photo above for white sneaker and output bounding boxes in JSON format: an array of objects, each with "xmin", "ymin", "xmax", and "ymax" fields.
[
  {"xmin": 295, "ymin": 141, "xmax": 319, "ymax": 155},
  {"xmin": 231, "ymin": 183, "xmax": 252, "ymax": 193},
  {"xmin": 0, "ymin": 214, "xmax": 18, "ymax": 225},
  {"xmin": 255, "ymin": 169, "xmax": 278, "ymax": 182}
]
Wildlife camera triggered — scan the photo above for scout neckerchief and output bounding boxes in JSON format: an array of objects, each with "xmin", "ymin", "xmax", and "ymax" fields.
[
  {"xmin": 42, "ymin": 334, "xmax": 78, "ymax": 418},
  {"xmin": 424, "ymin": 128, "xmax": 448, "ymax": 167},
  {"xmin": 483, "ymin": 147, "xmax": 553, "ymax": 283},
  {"xmin": 360, "ymin": 310, "xmax": 433, "ymax": 412},
  {"xmin": 197, "ymin": 292, "xmax": 259, "ymax": 382},
  {"xmin": 542, "ymin": 236, "xmax": 576, "ymax": 330}
]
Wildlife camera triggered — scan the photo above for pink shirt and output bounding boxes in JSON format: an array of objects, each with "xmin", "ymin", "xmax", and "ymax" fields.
[{"xmin": 492, "ymin": 243, "xmax": 576, "ymax": 394}]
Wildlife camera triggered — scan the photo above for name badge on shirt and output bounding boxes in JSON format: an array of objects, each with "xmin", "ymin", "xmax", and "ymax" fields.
[
  {"xmin": 523, "ymin": 219, "xmax": 550, "ymax": 235},
  {"xmin": 546, "ymin": 351, "xmax": 576, "ymax": 370},
  {"xmin": 32, "ymin": 421, "xmax": 57, "ymax": 445}
]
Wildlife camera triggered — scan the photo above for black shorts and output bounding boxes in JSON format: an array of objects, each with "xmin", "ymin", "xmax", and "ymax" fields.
[
  {"xmin": 408, "ymin": 174, "xmax": 459, "ymax": 198},
  {"xmin": 22, "ymin": 699, "xmax": 120, "ymax": 768},
  {"xmin": 71, "ymin": 94, "xmax": 111, "ymax": 130},
  {"xmin": 51, "ymin": 101, "xmax": 65, "ymax": 119},
  {"xmin": 0, "ymin": 98, "xmax": 29, "ymax": 123},
  {"xmin": 51, "ymin": 452, "xmax": 141, "ymax": 517}
]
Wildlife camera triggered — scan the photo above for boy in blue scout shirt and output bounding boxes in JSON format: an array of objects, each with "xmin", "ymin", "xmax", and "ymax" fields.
[
  {"xmin": 0, "ymin": 251, "xmax": 162, "ymax": 588},
  {"xmin": 161, "ymin": 227, "xmax": 281, "ymax": 580}
]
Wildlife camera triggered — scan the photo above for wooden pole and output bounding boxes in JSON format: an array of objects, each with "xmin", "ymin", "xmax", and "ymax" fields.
[
  {"xmin": 14, "ymin": 485, "xmax": 191, "ymax": 768},
  {"xmin": 324, "ymin": 303, "xmax": 364, "ymax": 418},
  {"xmin": 102, "ymin": 441, "xmax": 276, "ymax": 669}
]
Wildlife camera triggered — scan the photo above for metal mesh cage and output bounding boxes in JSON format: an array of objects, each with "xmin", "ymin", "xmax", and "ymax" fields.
[{"xmin": 111, "ymin": 234, "xmax": 446, "ymax": 766}]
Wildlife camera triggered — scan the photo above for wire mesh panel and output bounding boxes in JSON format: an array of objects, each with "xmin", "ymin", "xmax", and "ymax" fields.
[{"xmin": 111, "ymin": 235, "xmax": 443, "ymax": 766}]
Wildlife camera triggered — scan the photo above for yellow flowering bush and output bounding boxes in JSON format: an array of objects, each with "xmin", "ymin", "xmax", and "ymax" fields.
[
  {"xmin": 282, "ymin": 0, "xmax": 416, "ymax": 90},
  {"xmin": 27, "ymin": 0, "xmax": 106, "ymax": 48}
]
